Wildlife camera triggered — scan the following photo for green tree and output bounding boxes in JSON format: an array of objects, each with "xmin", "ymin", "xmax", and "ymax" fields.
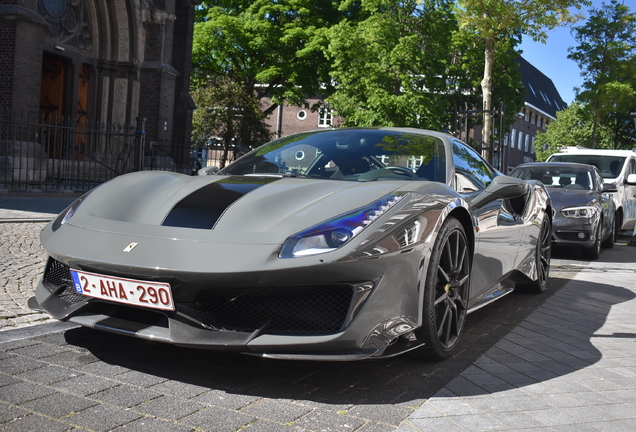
[
  {"xmin": 324, "ymin": 0, "xmax": 458, "ymax": 130},
  {"xmin": 534, "ymin": 102, "xmax": 612, "ymax": 161},
  {"xmin": 455, "ymin": 0, "xmax": 587, "ymax": 160},
  {"xmin": 568, "ymin": 0, "xmax": 636, "ymax": 149},
  {"xmin": 191, "ymin": 77, "xmax": 272, "ymax": 168},
  {"xmin": 192, "ymin": 0, "xmax": 342, "ymax": 140}
]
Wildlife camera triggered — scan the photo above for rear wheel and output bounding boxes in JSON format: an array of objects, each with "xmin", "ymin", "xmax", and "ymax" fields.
[
  {"xmin": 413, "ymin": 217, "xmax": 470, "ymax": 360},
  {"xmin": 518, "ymin": 217, "xmax": 551, "ymax": 293}
]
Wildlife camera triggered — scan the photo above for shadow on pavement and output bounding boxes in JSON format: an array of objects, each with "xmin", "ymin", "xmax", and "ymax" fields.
[
  {"xmin": 436, "ymin": 278, "xmax": 635, "ymax": 398},
  {"xmin": 54, "ymin": 276, "xmax": 611, "ymax": 407}
]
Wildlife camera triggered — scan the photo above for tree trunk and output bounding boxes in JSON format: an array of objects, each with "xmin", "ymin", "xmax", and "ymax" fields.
[{"xmin": 481, "ymin": 37, "xmax": 494, "ymax": 162}]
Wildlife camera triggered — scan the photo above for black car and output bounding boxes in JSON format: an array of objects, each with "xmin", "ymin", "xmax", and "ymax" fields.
[{"xmin": 511, "ymin": 162, "xmax": 617, "ymax": 259}]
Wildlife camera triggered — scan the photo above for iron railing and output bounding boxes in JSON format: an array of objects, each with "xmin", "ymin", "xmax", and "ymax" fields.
[{"xmin": 0, "ymin": 111, "xmax": 236, "ymax": 192}]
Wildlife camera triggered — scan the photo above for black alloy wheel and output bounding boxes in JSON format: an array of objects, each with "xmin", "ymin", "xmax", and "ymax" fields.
[
  {"xmin": 414, "ymin": 217, "xmax": 470, "ymax": 360},
  {"xmin": 518, "ymin": 216, "xmax": 551, "ymax": 293}
]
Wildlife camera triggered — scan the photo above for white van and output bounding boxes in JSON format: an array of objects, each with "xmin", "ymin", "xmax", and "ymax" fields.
[{"xmin": 547, "ymin": 148, "xmax": 636, "ymax": 231}]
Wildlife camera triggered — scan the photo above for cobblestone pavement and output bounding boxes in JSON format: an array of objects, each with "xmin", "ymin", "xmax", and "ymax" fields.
[
  {"xmin": 1, "ymin": 199, "xmax": 634, "ymax": 431},
  {"xmin": 0, "ymin": 223, "xmax": 55, "ymax": 330}
]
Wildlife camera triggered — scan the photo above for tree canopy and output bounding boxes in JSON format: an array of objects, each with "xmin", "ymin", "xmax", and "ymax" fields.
[
  {"xmin": 455, "ymin": 0, "xmax": 587, "ymax": 159},
  {"xmin": 568, "ymin": 0, "xmax": 636, "ymax": 149}
]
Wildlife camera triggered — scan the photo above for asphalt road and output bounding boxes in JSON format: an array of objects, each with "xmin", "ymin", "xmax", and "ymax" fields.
[{"xmin": 0, "ymin": 221, "xmax": 607, "ymax": 431}]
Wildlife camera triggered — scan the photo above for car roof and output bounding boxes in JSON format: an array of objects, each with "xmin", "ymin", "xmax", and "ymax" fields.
[
  {"xmin": 514, "ymin": 162, "xmax": 596, "ymax": 171},
  {"xmin": 550, "ymin": 148, "xmax": 636, "ymax": 157}
]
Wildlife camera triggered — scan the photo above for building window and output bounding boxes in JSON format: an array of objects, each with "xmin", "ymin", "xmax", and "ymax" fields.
[
  {"xmin": 525, "ymin": 134, "xmax": 530, "ymax": 153},
  {"xmin": 297, "ymin": 110, "xmax": 307, "ymax": 120},
  {"xmin": 531, "ymin": 137, "xmax": 536, "ymax": 154},
  {"xmin": 510, "ymin": 129, "xmax": 516, "ymax": 148},
  {"xmin": 518, "ymin": 131, "xmax": 524, "ymax": 150},
  {"xmin": 318, "ymin": 107, "xmax": 332, "ymax": 127}
]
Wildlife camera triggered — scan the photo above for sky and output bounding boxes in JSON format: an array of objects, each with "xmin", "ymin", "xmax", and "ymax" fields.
[{"xmin": 518, "ymin": 0, "xmax": 635, "ymax": 106}]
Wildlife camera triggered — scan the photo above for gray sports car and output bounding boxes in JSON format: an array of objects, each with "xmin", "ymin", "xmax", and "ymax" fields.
[
  {"xmin": 511, "ymin": 162, "xmax": 617, "ymax": 260},
  {"xmin": 30, "ymin": 128, "xmax": 552, "ymax": 361}
]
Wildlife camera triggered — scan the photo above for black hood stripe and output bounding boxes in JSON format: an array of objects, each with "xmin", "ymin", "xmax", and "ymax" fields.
[{"xmin": 162, "ymin": 176, "xmax": 280, "ymax": 229}]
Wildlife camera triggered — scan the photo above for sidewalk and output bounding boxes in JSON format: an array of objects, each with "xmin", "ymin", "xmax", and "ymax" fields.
[
  {"xmin": 0, "ymin": 195, "xmax": 77, "ymax": 222},
  {"xmin": 1, "ymin": 196, "xmax": 635, "ymax": 431},
  {"xmin": 398, "ymin": 240, "xmax": 636, "ymax": 431}
]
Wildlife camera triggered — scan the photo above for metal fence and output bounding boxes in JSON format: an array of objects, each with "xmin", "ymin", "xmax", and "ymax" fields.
[{"xmin": 0, "ymin": 111, "xmax": 236, "ymax": 192}]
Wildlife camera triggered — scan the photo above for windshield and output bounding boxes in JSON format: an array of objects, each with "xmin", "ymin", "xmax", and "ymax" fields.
[
  {"xmin": 548, "ymin": 155, "xmax": 625, "ymax": 180},
  {"xmin": 220, "ymin": 129, "xmax": 447, "ymax": 182},
  {"xmin": 512, "ymin": 166, "xmax": 594, "ymax": 190}
]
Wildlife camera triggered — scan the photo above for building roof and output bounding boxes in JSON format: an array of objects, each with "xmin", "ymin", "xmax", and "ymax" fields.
[{"xmin": 518, "ymin": 56, "xmax": 567, "ymax": 118}]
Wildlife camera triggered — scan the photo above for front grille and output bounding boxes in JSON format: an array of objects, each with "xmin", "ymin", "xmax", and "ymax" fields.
[
  {"xmin": 194, "ymin": 285, "xmax": 355, "ymax": 336},
  {"xmin": 42, "ymin": 259, "xmax": 86, "ymax": 305}
]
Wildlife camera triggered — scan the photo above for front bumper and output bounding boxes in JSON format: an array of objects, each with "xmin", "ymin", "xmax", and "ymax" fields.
[
  {"xmin": 30, "ymin": 251, "xmax": 424, "ymax": 360},
  {"xmin": 551, "ymin": 214, "xmax": 598, "ymax": 248}
]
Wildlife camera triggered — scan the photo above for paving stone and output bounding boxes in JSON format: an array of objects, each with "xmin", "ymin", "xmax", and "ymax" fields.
[
  {"xmin": 90, "ymin": 384, "xmax": 161, "ymax": 408},
  {"xmin": 0, "ymin": 402, "xmax": 30, "ymax": 423},
  {"xmin": 0, "ymin": 380, "xmax": 57, "ymax": 404},
  {"xmin": 191, "ymin": 389, "xmax": 260, "ymax": 410},
  {"xmin": 147, "ymin": 380, "xmax": 209, "ymax": 399},
  {"xmin": 239, "ymin": 399, "xmax": 312, "ymax": 424},
  {"xmin": 110, "ymin": 416, "xmax": 195, "ymax": 432},
  {"xmin": 292, "ymin": 409, "xmax": 366, "ymax": 431},
  {"xmin": 179, "ymin": 406, "xmax": 255, "ymax": 432},
  {"xmin": 446, "ymin": 413, "xmax": 506, "ymax": 431},
  {"xmin": 64, "ymin": 403, "xmax": 143, "ymax": 432},
  {"xmin": 0, "ymin": 413, "xmax": 73, "ymax": 432},
  {"xmin": 134, "ymin": 395, "xmax": 206, "ymax": 421},
  {"xmin": 51, "ymin": 374, "xmax": 118, "ymax": 396},
  {"xmin": 21, "ymin": 392, "xmax": 98, "ymax": 418},
  {"xmin": 16, "ymin": 365, "xmax": 82, "ymax": 385}
]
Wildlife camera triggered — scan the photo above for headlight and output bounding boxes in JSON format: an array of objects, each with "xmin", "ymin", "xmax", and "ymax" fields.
[
  {"xmin": 560, "ymin": 205, "xmax": 598, "ymax": 218},
  {"xmin": 279, "ymin": 193, "xmax": 408, "ymax": 258}
]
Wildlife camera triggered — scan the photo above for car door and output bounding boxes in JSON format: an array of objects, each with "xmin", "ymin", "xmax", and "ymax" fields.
[
  {"xmin": 623, "ymin": 157, "xmax": 636, "ymax": 230},
  {"xmin": 450, "ymin": 140, "xmax": 523, "ymax": 303}
]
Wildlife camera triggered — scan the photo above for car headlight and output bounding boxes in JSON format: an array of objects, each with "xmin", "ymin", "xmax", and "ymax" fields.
[
  {"xmin": 280, "ymin": 193, "xmax": 408, "ymax": 258},
  {"xmin": 560, "ymin": 205, "xmax": 598, "ymax": 219}
]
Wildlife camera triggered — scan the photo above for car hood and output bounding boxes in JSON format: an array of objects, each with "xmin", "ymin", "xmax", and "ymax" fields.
[
  {"xmin": 547, "ymin": 188, "xmax": 598, "ymax": 210},
  {"xmin": 60, "ymin": 171, "xmax": 411, "ymax": 245}
]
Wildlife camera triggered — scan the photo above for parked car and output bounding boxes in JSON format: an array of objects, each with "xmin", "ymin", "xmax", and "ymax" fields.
[
  {"xmin": 511, "ymin": 162, "xmax": 616, "ymax": 259},
  {"xmin": 30, "ymin": 128, "xmax": 552, "ymax": 361},
  {"xmin": 547, "ymin": 148, "xmax": 636, "ymax": 231}
]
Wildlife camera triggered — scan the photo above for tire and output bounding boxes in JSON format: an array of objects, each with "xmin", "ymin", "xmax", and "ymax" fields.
[
  {"xmin": 413, "ymin": 217, "xmax": 470, "ymax": 360},
  {"xmin": 518, "ymin": 216, "xmax": 552, "ymax": 293},
  {"xmin": 582, "ymin": 223, "xmax": 601, "ymax": 260},
  {"xmin": 601, "ymin": 215, "xmax": 616, "ymax": 249}
]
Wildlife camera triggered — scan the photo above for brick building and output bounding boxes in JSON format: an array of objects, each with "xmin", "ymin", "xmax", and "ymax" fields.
[
  {"xmin": 1, "ymin": 0, "xmax": 195, "ymax": 153},
  {"xmin": 504, "ymin": 57, "xmax": 567, "ymax": 170}
]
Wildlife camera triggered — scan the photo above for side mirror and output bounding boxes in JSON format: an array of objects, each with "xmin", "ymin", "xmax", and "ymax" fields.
[
  {"xmin": 471, "ymin": 175, "xmax": 529, "ymax": 210},
  {"xmin": 198, "ymin": 166, "xmax": 219, "ymax": 176},
  {"xmin": 603, "ymin": 182, "xmax": 618, "ymax": 193},
  {"xmin": 626, "ymin": 173, "xmax": 636, "ymax": 185}
]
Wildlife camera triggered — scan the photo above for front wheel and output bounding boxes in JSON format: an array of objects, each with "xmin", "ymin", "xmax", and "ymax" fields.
[
  {"xmin": 582, "ymin": 223, "xmax": 601, "ymax": 260},
  {"xmin": 413, "ymin": 217, "xmax": 470, "ymax": 360},
  {"xmin": 601, "ymin": 215, "xmax": 616, "ymax": 249}
]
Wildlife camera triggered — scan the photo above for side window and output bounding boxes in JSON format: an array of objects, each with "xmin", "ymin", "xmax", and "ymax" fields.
[
  {"xmin": 629, "ymin": 159, "xmax": 636, "ymax": 176},
  {"xmin": 452, "ymin": 141, "xmax": 495, "ymax": 192}
]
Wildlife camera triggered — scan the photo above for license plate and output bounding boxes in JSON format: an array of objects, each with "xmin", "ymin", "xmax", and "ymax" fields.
[{"xmin": 70, "ymin": 269, "xmax": 174, "ymax": 311}]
